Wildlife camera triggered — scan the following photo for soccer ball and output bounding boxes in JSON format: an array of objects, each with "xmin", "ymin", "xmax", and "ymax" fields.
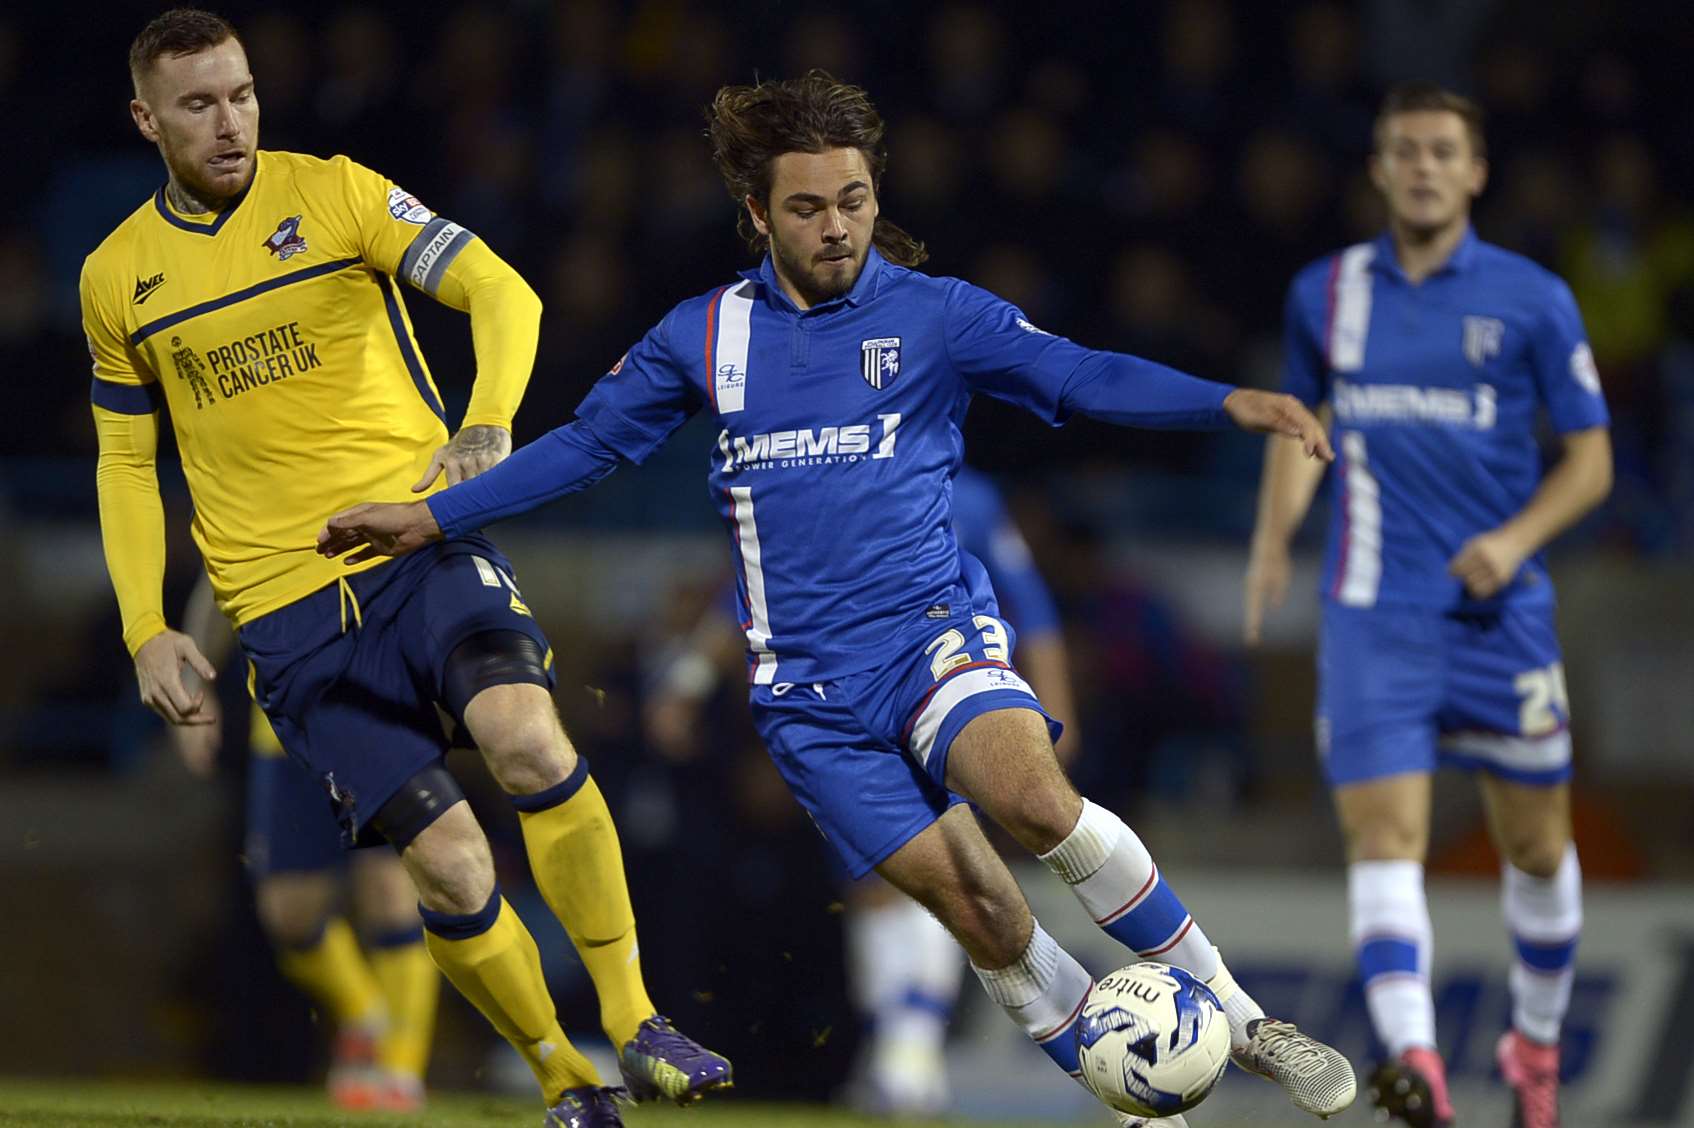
[{"xmin": 1075, "ymin": 961, "xmax": 1232, "ymax": 1118}]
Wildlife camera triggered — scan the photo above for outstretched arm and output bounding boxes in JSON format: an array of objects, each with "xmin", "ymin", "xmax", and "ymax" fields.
[
  {"xmin": 946, "ymin": 281, "xmax": 1332, "ymax": 457},
  {"xmin": 318, "ymin": 418, "xmax": 622, "ymax": 562}
]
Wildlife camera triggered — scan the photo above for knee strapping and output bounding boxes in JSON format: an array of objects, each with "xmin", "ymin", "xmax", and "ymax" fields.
[
  {"xmin": 442, "ymin": 630, "xmax": 550, "ymax": 722},
  {"xmin": 371, "ymin": 763, "xmax": 466, "ymax": 851}
]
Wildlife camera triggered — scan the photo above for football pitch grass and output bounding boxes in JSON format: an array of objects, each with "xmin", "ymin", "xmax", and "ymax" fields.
[
  {"xmin": 0, "ymin": 1078, "xmax": 1304, "ymax": 1128},
  {"xmin": 0, "ymin": 1078, "xmax": 1094, "ymax": 1128}
]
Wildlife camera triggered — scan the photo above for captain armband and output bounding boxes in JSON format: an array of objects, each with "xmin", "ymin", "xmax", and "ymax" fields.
[{"xmin": 400, "ymin": 218, "xmax": 479, "ymax": 297}]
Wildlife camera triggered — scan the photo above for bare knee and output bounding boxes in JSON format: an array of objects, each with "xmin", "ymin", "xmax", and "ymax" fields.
[
  {"xmin": 1344, "ymin": 818, "xmax": 1427, "ymax": 862},
  {"xmin": 1495, "ymin": 821, "xmax": 1569, "ymax": 877},
  {"xmin": 255, "ymin": 872, "xmax": 337, "ymax": 947},
  {"xmin": 945, "ymin": 709, "xmax": 1081, "ymax": 855},
  {"xmin": 1482, "ymin": 779, "xmax": 1570, "ymax": 878},
  {"xmin": 1335, "ymin": 775, "xmax": 1431, "ymax": 863},
  {"xmin": 400, "ymin": 801, "xmax": 495, "ymax": 915},
  {"xmin": 464, "ymin": 683, "xmax": 577, "ymax": 796},
  {"xmin": 878, "ymin": 808, "xmax": 1035, "ymax": 969}
]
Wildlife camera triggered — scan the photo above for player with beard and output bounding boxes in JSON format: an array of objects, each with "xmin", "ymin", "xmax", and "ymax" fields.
[
  {"xmin": 82, "ymin": 11, "xmax": 728, "ymax": 1124},
  {"xmin": 318, "ymin": 71, "xmax": 1357, "ymax": 1128}
]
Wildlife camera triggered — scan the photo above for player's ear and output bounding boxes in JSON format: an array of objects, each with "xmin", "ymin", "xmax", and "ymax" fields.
[
  {"xmin": 745, "ymin": 193, "xmax": 771, "ymax": 237},
  {"xmin": 1367, "ymin": 153, "xmax": 1387, "ymax": 195},
  {"xmin": 1469, "ymin": 155, "xmax": 1489, "ymax": 198},
  {"xmin": 131, "ymin": 99, "xmax": 159, "ymax": 144}
]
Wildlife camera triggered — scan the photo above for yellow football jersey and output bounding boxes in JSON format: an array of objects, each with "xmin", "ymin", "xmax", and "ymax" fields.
[{"xmin": 82, "ymin": 151, "xmax": 484, "ymax": 626}]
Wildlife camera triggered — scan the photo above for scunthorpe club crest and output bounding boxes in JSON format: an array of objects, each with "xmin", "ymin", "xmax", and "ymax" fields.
[{"xmin": 861, "ymin": 336, "xmax": 901, "ymax": 389}]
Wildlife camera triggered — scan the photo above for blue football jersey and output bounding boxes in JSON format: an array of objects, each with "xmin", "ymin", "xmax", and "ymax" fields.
[
  {"xmin": 1283, "ymin": 229, "xmax": 1609, "ymax": 612},
  {"xmin": 450, "ymin": 249, "xmax": 1231, "ymax": 684}
]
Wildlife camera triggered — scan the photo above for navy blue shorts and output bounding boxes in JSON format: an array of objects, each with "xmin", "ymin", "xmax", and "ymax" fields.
[
  {"xmin": 239, "ymin": 534, "xmax": 554, "ymax": 845},
  {"xmin": 244, "ymin": 704, "xmax": 345, "ymax": 877},
  {"xmin": 752, "ymin": 609, "xmax": 1061, "ymax": 879},
  {"xmin": 1317, "ymin": 601, "xmax": 1572, "ymax": 788}
]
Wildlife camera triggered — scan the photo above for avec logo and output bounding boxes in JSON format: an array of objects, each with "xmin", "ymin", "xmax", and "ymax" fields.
[{"xmin": 132, "ymin": 272, "xmax": 166, "ymax": 305}]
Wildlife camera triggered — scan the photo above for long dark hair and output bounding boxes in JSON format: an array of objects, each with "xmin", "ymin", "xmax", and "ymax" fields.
[{"xmin": 706, "ymin": 70, "xmax": 928, "ymax": 267}]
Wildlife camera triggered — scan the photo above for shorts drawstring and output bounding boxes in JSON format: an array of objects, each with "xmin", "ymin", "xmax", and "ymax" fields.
[{"xmin": 337, "ymin": 575, "xmax": 363, "ymax": 633}]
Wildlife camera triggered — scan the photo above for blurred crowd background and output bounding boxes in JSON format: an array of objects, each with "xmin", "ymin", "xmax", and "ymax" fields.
[{"xmin": 2, "ymin": 0, "xmax": 1692, "ymax": 1117}]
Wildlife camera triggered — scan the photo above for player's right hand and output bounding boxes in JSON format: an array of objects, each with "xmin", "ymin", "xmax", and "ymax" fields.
[
  {"xmin": 317, "ymin": 499, "xmax": 443, "ymax": 563},
  {"xmin": 1223, "ymin": 389, "xmax": 1335, "ymax": 462},
  {"xmin": 133, "ymin": 629, "xmax": 218, "ymax": 726},
  {"xmin": 1243, "ymin": 541, "xmax": 1293, "ymax": 646}
]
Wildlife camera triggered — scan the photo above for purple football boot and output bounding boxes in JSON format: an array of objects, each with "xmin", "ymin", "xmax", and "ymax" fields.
[
  {"xmin": 617, "ymin": 1014, "xmax": 733, "ymax": 1104},
  {"xmin": 543, "ymin": 1085, "xmax": 628, "ymax": 1127}
]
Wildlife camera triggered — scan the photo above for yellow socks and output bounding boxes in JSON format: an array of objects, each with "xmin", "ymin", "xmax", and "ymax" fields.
[
  {"xmin": 512, "ymin": 759, "xmax": 654, "ymax": 1048},
  {"xmin": 421, "ymin": 893, "xmax": 600, "ymax": 1100},
  {"xmin": 276, "ymin": 917, "xmax": 384, "ymax": 1030},
  {"xmin": 368, "ymin": 927, "xmax": 440, "ymax": 1080}
]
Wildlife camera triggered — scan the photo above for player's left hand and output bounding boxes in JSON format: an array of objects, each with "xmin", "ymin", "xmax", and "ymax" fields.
[
  {"xmin": 1223, "ymin": 390, "xmax": 1335, "ymax": 462},
  {"xmin": 1448, "ymin": 527, "xmax": 1529, "ymax": 598},
  {"xmin": 412, "ymin": 424, "xmax": 512, "ymax": 491},
  {"xmin": 317, "ymin": 500, "xmax": 443, "ymax": 563}
]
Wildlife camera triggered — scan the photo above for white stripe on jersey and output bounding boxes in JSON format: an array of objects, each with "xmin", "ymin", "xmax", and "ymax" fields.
[
  {"xmin": 714, "ymin": 282, "xmax": 754, "ymax": 413},
  {"xmin": 1328, "ymin": 243, "xmax": 1376, "ymax": 372},
  {"xmin": 908, "ymin": 665, "xmax": 1034, "ymax": 769},
  {"xmin": 1338, "ymin": 430, "xmax": 1382, "ymax": 607},
  {"xmin": 729, "ymin": 485, "xmax": 778, "ymax": 684}
]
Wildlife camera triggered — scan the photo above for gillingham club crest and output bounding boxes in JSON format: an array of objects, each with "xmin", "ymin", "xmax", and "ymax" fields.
[{"xmin": 861, "ymin": 336, "xmax": 901, "ymax": 389}]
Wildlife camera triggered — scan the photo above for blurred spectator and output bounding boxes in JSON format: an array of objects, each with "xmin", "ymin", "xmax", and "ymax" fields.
[
  {"xmin": 1362, "ymin": 0, "xmax": 1498, "ymax": 91},
  {"xmin": 1285, "ymin": 2, "xmax": 1373, "ymax": 160},
  {"xmin": 927, "ymin": 5, "xmax": 1007, "ymax": 122},
  {"xmin": 1562, "ymin": 133, "xmax": 1694, "ymax": 413}
]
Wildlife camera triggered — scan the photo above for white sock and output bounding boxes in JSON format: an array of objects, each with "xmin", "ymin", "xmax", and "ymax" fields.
[
  {"xmin": 1040, "ymin": 799, "xmax": 1220, "ymax": 980},
  {"xmin": 970, "ymin": 921, "xmax": 1093, "ymax": 1077},
  {"xmin": 846, "ymin": 896, "xmax": 911, "ymax": 1016},
  {"xmin": 905, "ymin": 898, "xmax": 966, "ymax": 1016},
  {"xmin": 1503, "ymin": 844, "xmax": 1581, "ymax": 1045},
  {"xmin": 1350, "ymin": 860, "xmax": 1436, "ymax": 1057},
  {"xmin": 1204, "ymin": 953, "xmax": 1268, "ymax": 1052}
]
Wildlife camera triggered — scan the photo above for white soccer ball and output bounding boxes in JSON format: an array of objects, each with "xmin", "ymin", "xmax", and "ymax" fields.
[{"xmin": 1075, "ymin": 961, "xmax": 1233, "ymax": 1118}]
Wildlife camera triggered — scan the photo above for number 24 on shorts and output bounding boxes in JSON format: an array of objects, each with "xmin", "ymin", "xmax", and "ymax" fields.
[
  {"xmin": 1514, "ymin": 661, "xmax": 1569, "ymax": 736},
  {"xmin": 926, "ymin": 616, "xmax": 1009, "ymax": 681}
]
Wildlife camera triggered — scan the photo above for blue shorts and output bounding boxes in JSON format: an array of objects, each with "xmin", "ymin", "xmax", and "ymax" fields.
[
  {"xmin": 245, "ymin": 711, "xmax": 346, "ymax": 877},
  {"xmin": 1317, "ymin": 601, "xmax": 1572, "ymax": 788},
  {"xmin": 751, "ymin": 610, "xmax": 1061, "ymax": 879},
  {"xmin": 239, "ymin": 534, "xmax": 554, "ymax": 846}
]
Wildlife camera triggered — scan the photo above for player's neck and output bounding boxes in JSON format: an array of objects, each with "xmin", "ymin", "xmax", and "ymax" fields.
[
  {"xmin": 769, "ymin": 261, "xmax": 815, "ymax": 311},
  {"xmin": 1388, "ymin": 216, "xmax": 1469, "ymax": 284},
  {"xmin": 164, "ymin": 175, "xmax": 233, "ymax": 217}
]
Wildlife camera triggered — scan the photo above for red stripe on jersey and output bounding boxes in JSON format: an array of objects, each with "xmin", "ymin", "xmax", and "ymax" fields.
[{"xmin": 703, "ymin": 285, "xmax": 728, "ymax": 413}]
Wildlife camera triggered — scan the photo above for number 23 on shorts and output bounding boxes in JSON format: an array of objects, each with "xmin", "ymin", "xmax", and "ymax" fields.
[{"xmin": 926, "ymin": 616, "xmax": 1009, "ymax": 681}]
